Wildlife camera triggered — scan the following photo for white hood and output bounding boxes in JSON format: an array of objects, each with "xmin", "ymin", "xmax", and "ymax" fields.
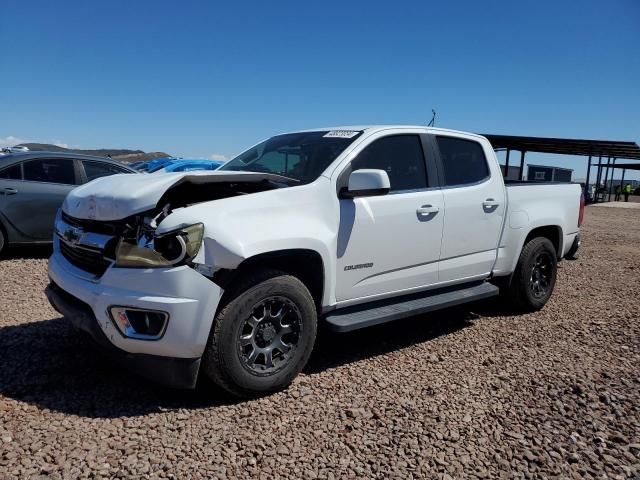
[{"xmin": 62, "ymin": 170, "xmax": 288, "ymax": 221}]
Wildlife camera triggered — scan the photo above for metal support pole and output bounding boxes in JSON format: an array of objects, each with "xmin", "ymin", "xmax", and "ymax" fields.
[
  {"xmin": 603, "ymin": 156, "xmax": 612, "ymax": 201},
  {"xmin": 584, "ymin": 155, "xmax": 592, "ymax": 201},
  {"xmin": 607, "ymin": 158, "xmax": 616, "ymax": 198},
  {"xmin": 519, "ymin": 151, "xmax": 526, "ymax": 180},
  {"xmin": 620, "ymin": 168, "xmax": 626, "ymax": 192},
  {"xmin": 504, "ymin": 149, "xmax": 510, "ymax": 178}
]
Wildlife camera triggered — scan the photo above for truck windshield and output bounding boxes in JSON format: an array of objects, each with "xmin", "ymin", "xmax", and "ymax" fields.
[{"xmin": 219, "ymin": 131, "xmax": 362, "ymax": 184}]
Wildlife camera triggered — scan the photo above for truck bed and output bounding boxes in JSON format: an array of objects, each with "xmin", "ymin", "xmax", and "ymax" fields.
[{"xmin": 491, "ymin": 181, "xmax": 582, "ymax": 277}]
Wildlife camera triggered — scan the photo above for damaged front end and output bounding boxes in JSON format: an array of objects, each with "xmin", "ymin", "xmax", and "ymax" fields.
[
  {"xmin": 114, "ymin": 206, "xmax": 204, "ymax": 268},
  {"xmin": 57, "ymin": 171, "xmax": 294, "ymax": 276},
  {"xmin": 56, "ymin": 206, "xmax": 204, "ymax": 275}
]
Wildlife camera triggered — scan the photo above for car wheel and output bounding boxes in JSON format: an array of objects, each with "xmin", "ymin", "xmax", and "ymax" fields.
[
  {"xmin": 0, "ymin": 227, "xmax": 5, "ymax": 256},
  {"xmin": 202, "ymin": 269, "xmax": 317, "ymax": 398},
  {"xmin": 508, "ymin": 237, "xmax": 557, "ymax": 312}
]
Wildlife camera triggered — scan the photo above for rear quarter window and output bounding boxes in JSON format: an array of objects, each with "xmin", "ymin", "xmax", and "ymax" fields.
[{"xmin": 83, "ymin": 161, "xmax": 131, "ymax": 182}]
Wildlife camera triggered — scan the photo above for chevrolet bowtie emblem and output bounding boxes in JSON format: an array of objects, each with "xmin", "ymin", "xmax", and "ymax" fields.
[{"xmin": 63, "ymin": 226, "xmax": 83, "ymax": 245}]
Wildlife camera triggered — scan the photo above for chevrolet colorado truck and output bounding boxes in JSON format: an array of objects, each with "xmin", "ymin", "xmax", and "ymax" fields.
[{"xmin": 46, "ymin": 126, "xmax": 583, "ymax": 397}]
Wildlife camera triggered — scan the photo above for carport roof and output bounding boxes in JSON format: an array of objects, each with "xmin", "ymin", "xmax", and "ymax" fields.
[
  {"xmin": 607, "ymin": 163, "xmax": 640, "ymax": 171},
  {"xmin": 481, "ymin": 134, "xmax": 640, "ymax": 160}
]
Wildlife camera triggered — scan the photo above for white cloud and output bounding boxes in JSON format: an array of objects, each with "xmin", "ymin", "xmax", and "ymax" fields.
[
  {"xmin": 0, "ymin": 135, "xmax": 29, "ymax": 148},
  {"xmin": 53, "ymin": 141, "xmax": 69, "ymax": 148},
  {"xmin": 210, "ymin": 153, "xmax": 228, "ymax": 161}
]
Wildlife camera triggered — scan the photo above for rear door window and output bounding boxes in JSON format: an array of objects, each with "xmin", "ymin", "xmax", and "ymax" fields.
[
  {"xmin": 436, "ymin": 137, "xmax": 489, "ymax": 186},
  {"xmin": 0, "ymin": 163, "xmax": 22, "ymax": 180},
  {"xmin": 82, "ymin": 161, "xmax": 130, "ymax": 182},
  {"xmin": 23, "ymin": 158, "xmax": 77, "ymax": 185}
]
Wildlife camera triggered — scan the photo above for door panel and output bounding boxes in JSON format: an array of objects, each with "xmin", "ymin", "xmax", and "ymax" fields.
[
  {"xmin": 435, "ymin": 136, "xmax": 505, "ymax": 282},
  {"xmin": 336, "ymin": 189, "xmax": 444, "ymax": 301},
  {"xmin": 334, "ymin": 132, "xmax": 444, "ymax": 302},
  {"xmin": 0, "ymin": 179, "xmax": 75, "ymax": 240},
  {"xmin": 0, "ymin": 158, "xmax": 78, "ymax": 240}
]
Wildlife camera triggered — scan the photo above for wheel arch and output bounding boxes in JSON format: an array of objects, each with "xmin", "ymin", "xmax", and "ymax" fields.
[
  {"xmin": 0, "ymin": 218, "xmax": 6, "ymax": 250},
  {"xmin": 523, "ymin": 224, "xmax": 563, "ymax": 258},
  {"xmin": 0, "ymin": 210, "xmax": 29, "ymax": 245},
  {"xmin": 0, "ymin": 214, "xmax": 11, "ymax": 251},
  {"xmin": 493, "ymin": 224, "xmax": 563, "ymax": 289},
  {"xmin": 213, "ymin": 248, "xmax": 325, "ymax": 311}
]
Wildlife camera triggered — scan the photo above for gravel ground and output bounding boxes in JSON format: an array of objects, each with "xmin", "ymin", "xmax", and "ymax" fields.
[{"xmin": 1, "ymin": 206, "xmax": 639, "ymax": 479}]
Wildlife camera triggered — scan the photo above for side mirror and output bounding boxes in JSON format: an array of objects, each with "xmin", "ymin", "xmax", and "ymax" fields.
[{"xmin": 341, "ymin": 169, "xmax": 390, "ymax": 198}]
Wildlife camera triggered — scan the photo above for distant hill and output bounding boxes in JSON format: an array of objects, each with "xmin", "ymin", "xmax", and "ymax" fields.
[{"xmin": 17, "ymin": 143, "xmax": 171, "ymax": 164}]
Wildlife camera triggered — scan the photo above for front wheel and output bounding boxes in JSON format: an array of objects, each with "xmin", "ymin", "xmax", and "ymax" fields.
[
  {"xmin": 202, "ymin": 269, "xmax": 317, "ymax": 398},
  {"xmin": 507, "ymin": 237, "xmax": 558, "ymax": 312}
]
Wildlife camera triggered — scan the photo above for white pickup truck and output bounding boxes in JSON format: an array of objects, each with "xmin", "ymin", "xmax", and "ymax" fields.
[{"xmin": 46, "ymin": 126, "xmax": 583, "ymax": 397}]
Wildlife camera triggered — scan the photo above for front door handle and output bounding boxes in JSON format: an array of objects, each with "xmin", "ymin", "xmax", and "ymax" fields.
[
  {"xmin": 0, "ymin": 188, "xmax": 18, "ymax": 196},
  {"xmin": 482, "ymin": 198, "xmax": 500, "ymax": 208},
  {"xmin": 417, "ymin": 204, "xmax": 440, "ymax": 215}
]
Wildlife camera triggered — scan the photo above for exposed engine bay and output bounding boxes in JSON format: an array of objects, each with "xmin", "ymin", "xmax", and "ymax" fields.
[{"xmin": 155, "ymin": 174, "xmax": 295, "ymax": 212}]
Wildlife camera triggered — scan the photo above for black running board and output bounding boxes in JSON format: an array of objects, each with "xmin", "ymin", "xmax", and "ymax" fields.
[{"xmin": 325, "ymin": 282, "xmax": 499, "ymax": 332}]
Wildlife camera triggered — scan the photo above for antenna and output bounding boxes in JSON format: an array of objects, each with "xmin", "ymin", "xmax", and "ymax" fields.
[{"xmin": 428, "ymin": 109, "xmax": 436, "ymax": 127}]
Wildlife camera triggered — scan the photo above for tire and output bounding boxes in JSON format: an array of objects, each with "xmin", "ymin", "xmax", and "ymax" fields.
[
  {"xmin": 507, "ymin": 237, "xmax": 557, "ymax": 312},
  {"xmin": 202, "ymin": 269, "xmax": 317, "ymax": 398},
  {"xmin": 0, "ymin": 226, "xmax": 5, "ymax": 256}
]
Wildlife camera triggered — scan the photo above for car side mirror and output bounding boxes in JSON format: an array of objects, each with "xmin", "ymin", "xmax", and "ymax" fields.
[{"xmin": 341, "ymin": 169, "xmax": 390, "ymax": 198}]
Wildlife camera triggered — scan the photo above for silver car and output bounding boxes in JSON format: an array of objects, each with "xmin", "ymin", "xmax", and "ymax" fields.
[{"xmin": 0, "ymin": 152, "xmax": 136, "ymax": 254}]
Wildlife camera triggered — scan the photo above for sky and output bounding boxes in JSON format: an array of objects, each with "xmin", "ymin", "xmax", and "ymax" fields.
[{"xmin": 1, "ymin": 0, "xmax": 639, "ymax": 180}]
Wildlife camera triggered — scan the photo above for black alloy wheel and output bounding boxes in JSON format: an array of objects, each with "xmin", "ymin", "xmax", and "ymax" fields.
[
  {"xmin": 529, "ymin": 251, "xmax": 554, "ymax": 299},
  {"xmin": 238, "ymin": 297, "xmax": 302, "ymax": 375}
]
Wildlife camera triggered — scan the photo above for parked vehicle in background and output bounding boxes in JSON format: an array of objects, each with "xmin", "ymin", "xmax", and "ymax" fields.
[
  {"xmin": 128, "ymin": 160, "xmax": 146, "ymax": 170},
  {"xmin": 152, "ymin": 159, "xmax": 224, "ymax": 174},
  {"xmin": 46, "ymin": 126, "xmax": 583, "ymax": 398},
  {"xmin": 0, "ymin": 152, "xmax": 137, "ymax": 254},
  {"xmin": 1, "ymin": 146, "xmax": 30, "ymax": 154},
  {"xmin": 134, "ymin": 158, "xmax": 224, "ymax": 174},
  {"xmin": 133, "ymin": 157, "xmax": 173, "ymax": 172}
]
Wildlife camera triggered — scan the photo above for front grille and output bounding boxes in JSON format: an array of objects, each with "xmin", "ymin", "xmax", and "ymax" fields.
[
  {"xmin": 60, "ymin": 241, "xmax": 112, "ymax": 276},
  {"xmin": 57, "ymin": 212, "xmax": 123, "ymax": 276},
  {"xmin": 62, "ymin": 211, "xmax": 122, "ymax": 236}
]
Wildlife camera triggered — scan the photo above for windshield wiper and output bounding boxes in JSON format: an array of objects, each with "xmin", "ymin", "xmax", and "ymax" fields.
[
  {"xmin": 220, "ymin": 167, "xmax": 302, "ymax": 185},
  {"xmin": 271, "ymin": 173, "xmax": 301, "ymax": 183},
  {"xmin": 261, "ymin": 173, "xmax": 301, "ymax": 187}
]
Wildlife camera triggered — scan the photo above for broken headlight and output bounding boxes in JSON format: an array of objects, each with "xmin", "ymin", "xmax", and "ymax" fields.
[{"xmin": 115, "ymin": 223, "xmax": 204, "ymax": 268}]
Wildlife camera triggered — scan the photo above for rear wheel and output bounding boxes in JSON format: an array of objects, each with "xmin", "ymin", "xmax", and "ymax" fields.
[
  {"xmin": 507, "ymin": 237, "xmax": 557, "ymax": 312},
  {"xmin": 202, "ymin": 269, "xmax": 317, "ymax": 398}
]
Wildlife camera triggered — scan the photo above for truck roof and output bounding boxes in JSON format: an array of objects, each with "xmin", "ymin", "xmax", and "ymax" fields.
[{"xmin": 291, "ymin": 125, "xmax": 487, "ymax": 140}]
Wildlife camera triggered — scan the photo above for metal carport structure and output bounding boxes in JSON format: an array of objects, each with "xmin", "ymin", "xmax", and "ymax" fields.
[{"xmin": 479, "ymin": 134, "xmax": 640, "ymax": 202}]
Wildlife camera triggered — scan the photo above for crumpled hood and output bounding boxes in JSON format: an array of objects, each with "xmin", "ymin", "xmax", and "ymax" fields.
[{"xmin": 62, "ymin": 170, "xmax": 287, "ymax": 221}]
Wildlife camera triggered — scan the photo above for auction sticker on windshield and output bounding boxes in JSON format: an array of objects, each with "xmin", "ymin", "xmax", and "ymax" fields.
[{"xmin": 323, "ymin": 130, "xmax": 360, "ymax": 138}]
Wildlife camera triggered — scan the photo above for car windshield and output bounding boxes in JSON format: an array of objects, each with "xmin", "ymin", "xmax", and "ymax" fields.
[{"xmin": 219, "ymin": 130, "xmax": 362, "ymax": 184}]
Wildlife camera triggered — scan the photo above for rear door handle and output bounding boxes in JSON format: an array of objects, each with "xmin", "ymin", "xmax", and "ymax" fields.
[
  {"xmin": 417, "ymin": 204, "xmax": 440, "ymax": 215},
  {"xmin": 482, "ymin": 198, "xmax": 500, "ymax": 208},
  {"xmin": 0, "ymin": 188, "xmax": 18, "ymax": 196}
]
